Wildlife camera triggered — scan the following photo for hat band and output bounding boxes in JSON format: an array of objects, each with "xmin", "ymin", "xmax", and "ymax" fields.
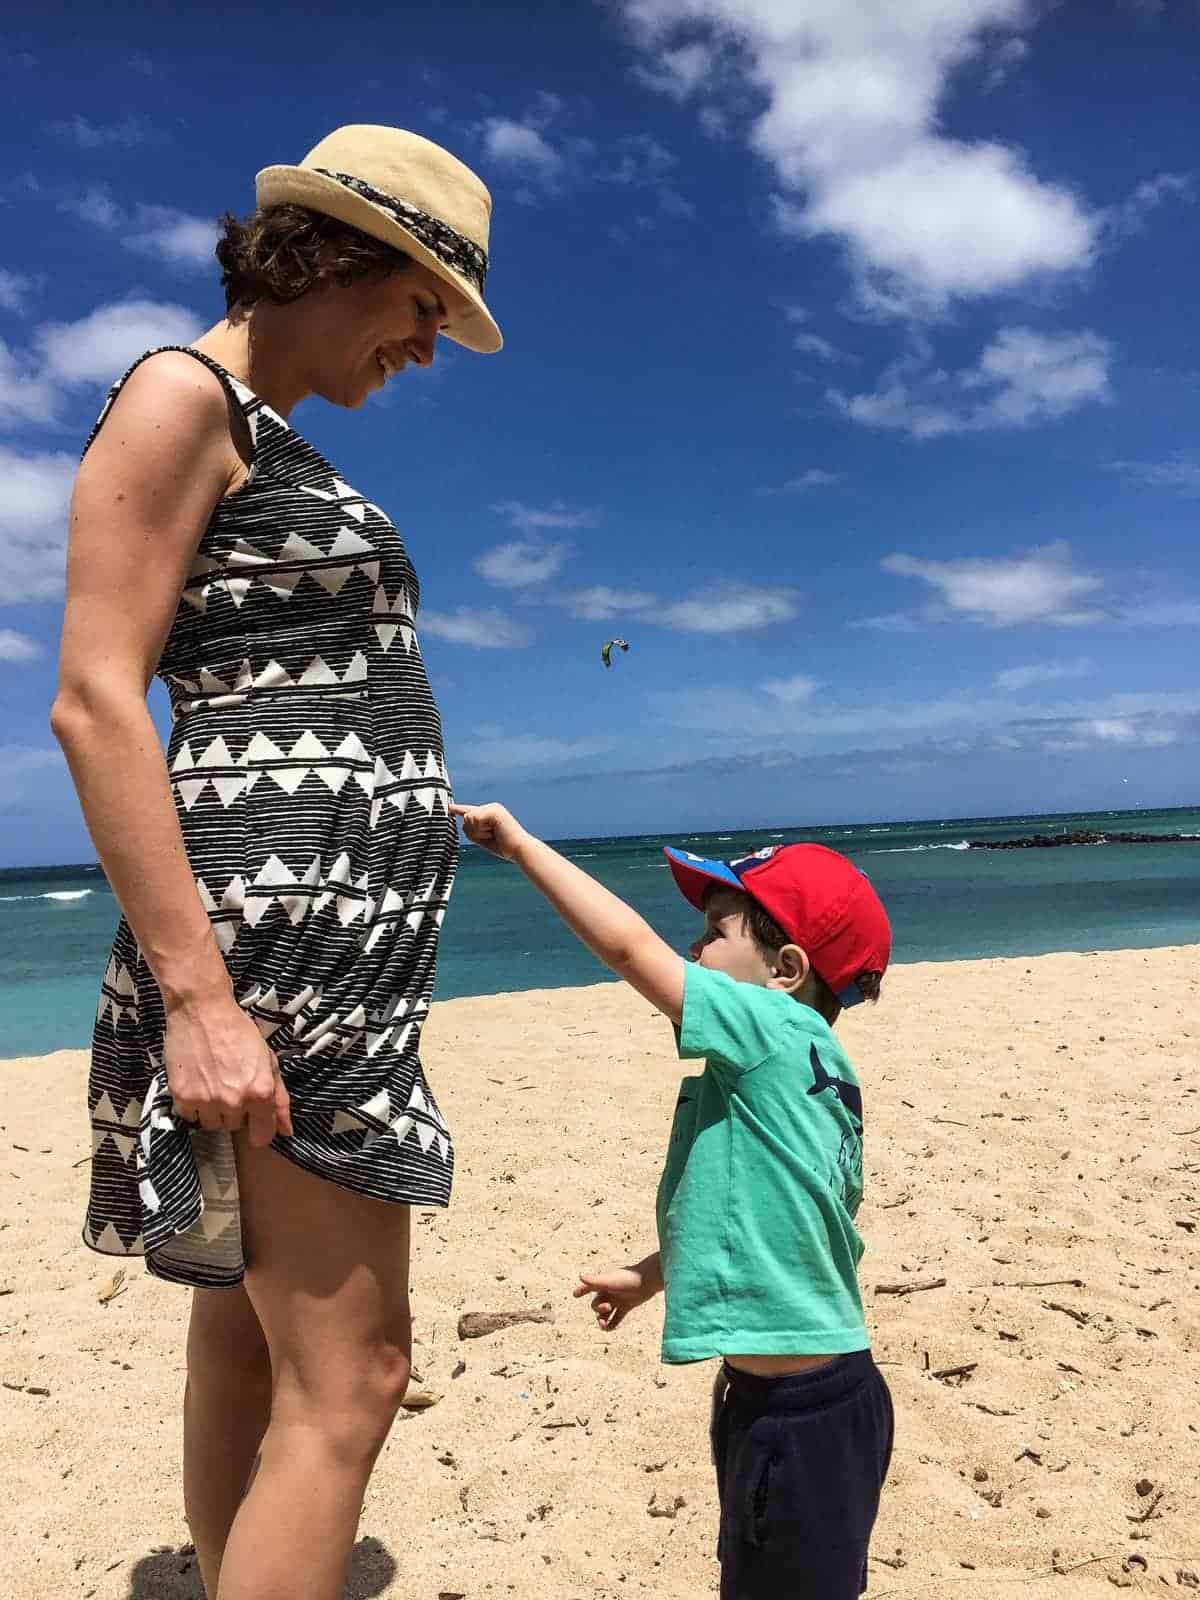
[{"xmin": 312, "ymin": 168, "xmax": 489, "ymax": 295}]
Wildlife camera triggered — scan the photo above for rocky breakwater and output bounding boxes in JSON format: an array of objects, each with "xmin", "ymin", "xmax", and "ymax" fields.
[{"xmin": 969, "ymin": 829, "xmax": 1199, "ymax": 850}]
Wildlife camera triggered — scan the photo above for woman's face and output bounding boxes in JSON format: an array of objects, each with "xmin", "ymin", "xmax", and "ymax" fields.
[{"xmin": 310, "ymin": 258, "xmax": 466, "ymax": 408}]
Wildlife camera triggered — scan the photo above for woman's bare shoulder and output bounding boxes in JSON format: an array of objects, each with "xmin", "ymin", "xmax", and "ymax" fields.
[
  {"xmin": 81, "ymin": 348, "xmax": 244, "ymax": 495},
  {"xmin": 103, "ymin": 348, "xmax": 232, "ymax": 430}
]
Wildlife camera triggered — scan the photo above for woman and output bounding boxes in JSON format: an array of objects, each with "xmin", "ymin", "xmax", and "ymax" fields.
[{"xmin": 51, "ymin": 125, "xmax": 502, "ymax": 1600}]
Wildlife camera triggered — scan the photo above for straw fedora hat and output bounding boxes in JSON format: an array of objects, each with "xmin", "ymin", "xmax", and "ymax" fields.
[{"xmin": 256, "ymin": 124, "xmax": 502, "ymax": 354}]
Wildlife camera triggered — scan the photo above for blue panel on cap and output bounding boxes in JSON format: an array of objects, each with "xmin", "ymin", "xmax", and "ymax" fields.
[{"xmin": 663, "ymin": 848, "xmax": 743, "ymax": 890}]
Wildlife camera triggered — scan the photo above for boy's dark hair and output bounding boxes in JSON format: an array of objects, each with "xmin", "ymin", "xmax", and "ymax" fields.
[
  {"xmin": 742, "ymin": 897, "xmax": 882, "ymax": 1025},
  {"xmin": 215, "ymin": 203, "xmax": 412, "ymax": 314}
]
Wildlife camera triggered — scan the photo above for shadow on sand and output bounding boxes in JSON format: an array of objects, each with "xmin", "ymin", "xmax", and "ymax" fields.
[{"xmin": 125, "ymin": 1534, "xmax": 398, "ymax": 1598}]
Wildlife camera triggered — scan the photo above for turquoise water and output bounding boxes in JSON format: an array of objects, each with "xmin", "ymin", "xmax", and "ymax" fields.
[{"xmin": 1, "ymin": 807, "xmax": 1197, "ymax": 1058}]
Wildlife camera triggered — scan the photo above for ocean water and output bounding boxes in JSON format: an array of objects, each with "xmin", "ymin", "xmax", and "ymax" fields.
[{"xmin": 1, "ymin": 807, "xmax": 1197, "ymax": 1059}]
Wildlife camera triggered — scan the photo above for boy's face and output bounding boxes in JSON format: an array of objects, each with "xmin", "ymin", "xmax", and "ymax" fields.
[{"xmin": 688, "ymin": 887, "xmax": 778, "ymax": 986}]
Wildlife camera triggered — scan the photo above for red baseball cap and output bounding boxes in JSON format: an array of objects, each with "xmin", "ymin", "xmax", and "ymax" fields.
[{"xmin": 663, "ymin": 842, "xmax": 892, "ymax": 1006}]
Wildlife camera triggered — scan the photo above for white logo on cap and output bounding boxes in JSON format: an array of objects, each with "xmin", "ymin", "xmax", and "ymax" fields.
[{"xmin": 732, "ymin": 846, "xmax": 781, "ymax": 869}]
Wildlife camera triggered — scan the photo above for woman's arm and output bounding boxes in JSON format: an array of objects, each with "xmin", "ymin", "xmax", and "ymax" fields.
[{"xmin": 51, "ymin": 353, "xmax": 290, "ymax": 1145}]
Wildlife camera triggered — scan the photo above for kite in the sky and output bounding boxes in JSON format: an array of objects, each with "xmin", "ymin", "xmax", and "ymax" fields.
[{"xmin": 601, "ymin": 638, "xmax": 630, "ymax": 669}]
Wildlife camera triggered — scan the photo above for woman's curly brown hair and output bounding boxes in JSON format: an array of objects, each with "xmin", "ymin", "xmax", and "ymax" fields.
[{"xmin": 216, "ymin": 204, "xmax": 412, "ymax": 315}]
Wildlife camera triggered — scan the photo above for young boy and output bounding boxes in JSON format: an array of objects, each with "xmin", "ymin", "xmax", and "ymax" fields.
[{"xmin": 450, "ymin": 802, "xmax": 895, "ymax": 1600}]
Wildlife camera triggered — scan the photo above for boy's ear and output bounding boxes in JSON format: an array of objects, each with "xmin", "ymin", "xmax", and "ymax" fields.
[{"xmin": 770, "ymin": 943, "xmax": 811, "ymax": 993}]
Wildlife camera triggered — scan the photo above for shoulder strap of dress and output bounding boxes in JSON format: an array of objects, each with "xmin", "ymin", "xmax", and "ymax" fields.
[{"xmin": 80, "ymin": 345, "xmax": 265, "ymax": 463}]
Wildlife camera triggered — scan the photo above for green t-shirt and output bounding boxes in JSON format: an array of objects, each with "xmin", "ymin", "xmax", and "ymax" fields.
[{"xmin": 655, "ymin": 963, "xmax": 870, "ymax": 1364}]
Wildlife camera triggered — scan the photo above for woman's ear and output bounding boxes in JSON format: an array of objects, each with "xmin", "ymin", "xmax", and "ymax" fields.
[{"xmin": 770, "ymin": 943, "xmax": 811, "ymax": 993}]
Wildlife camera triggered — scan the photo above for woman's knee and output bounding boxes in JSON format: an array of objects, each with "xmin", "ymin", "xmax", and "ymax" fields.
[{"xmin": 276, "ymin": 1335, "xmax": 412, "ymax": 1464}]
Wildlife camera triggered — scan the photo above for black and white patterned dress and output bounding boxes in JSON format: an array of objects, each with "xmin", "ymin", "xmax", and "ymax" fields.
[{"xmin": 83, "ymin": 347, "xmax": 457, "ymax": 1288}]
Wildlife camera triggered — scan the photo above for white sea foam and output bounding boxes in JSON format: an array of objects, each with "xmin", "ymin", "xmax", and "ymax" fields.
[
  {"xmin": 0, "ymin": 888, "xmax": 94, "ymax": 903},
  {"xmin": 865, "ymin": 841, "xmax": 971, "ymax": 854}
]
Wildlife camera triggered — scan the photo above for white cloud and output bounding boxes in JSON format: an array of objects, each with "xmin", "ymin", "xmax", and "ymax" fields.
[
  {"xmin": 1108, "ymin": 171, "xmax": 1193, "ymax": 239},
  {"xmin": 1106, "ymin": 457, "xmax": 1200, "ymax": 494},
  {"xmin": 562, "ymin": 586, "xmax": 657, "ymax": 621},
  {"xmin": 963, "ymin": 328, "xmax": 1113, "ymax": 425},
  {"xmin": 763, "ymin": 673, "xmax": 818, "ymax": 704},
  {"xmin": 0, "ymin": 299, "xmax": 202, "ymax": 431},
  {"xmin": 634, "ymin": 39, "xmax": 715, "ymax": 98},
  {"xmin": 462, "ymin": 730, "xmax": 619, "ymax": 772},
  {"xmin": 50, "ymin": 115, "xmax": 151, "ymax": 149},
  {"xmin": 61, "ymin": 187, "xmax": 124, "ymax": 229},
  {"xmin": 773, "ymin": 467, "xmax": 841, "ymax": 491},
  {"xmin": 1042, "ymin": 716, "xmax": 1178, "ymax": 752},
  {"xmin": 658, "ymin": 583, "xmax": 799, "ymax": 633},
  {"xmin": 36, "ymin": 298, "xmax": 203, "ymax": 387},
  {"xmin": 475, "ymin": 539, "xmax": 571, "ymax": 588},
  {"xmin": 0, "ymin": 339, "xmax": 57, "ymax": 427},
  {"xmin": 480, "ymin": 103, "xmax": 692, "ymax": 217},
  {"xmin": 61, "ymin": 188, "xmax": 217, "ymax": 271},
  {"xmin": 0, "ymin": 271, "xmax": 32, "ymax": 312},
  {"xmin": 418, "ymin": 608, "xmax": 532, "ymax": 648},
  {"xmin": 0, "ymin": 446, "xmax": 75, "ymax": 602},
  {"xmin": 994, "ymin": 657, "xmax": 1095, "ymax": 691},
  {"xmin": 483, "ymin": 118, "xmax": 563, "ymax": 174},
  {"xmin": 0, "ymin": 746, "xmax": 66, "ymax": 811},
  {"xmin": 832, "ymin": 327, "xmax": 1111, "ymax": 438},
  {"xmin": 1121, "ymin": 600, "xmax": 1200, "ymax": 627},
  {"xmin": 622, "ymin": 1, "xmax": 1098, "ymax": 314},
  {"xmin": 783, "ymin": 304, "xmax": 857, "ymax": 364},
  {"xmin": 127, "ymin": 206, "xmax": 219, "ymax": 269},
  {"xmin": 0, "ymin": 628, "xmax": 42, "ymax": 662},
  {"xmin": 793, "ymin": 331, "xmax": 846, "ymax": 362},
  {"xmin": 853, "ymin": 610, "xmax": 924, "ymax": 634},
  {"xmin": 982, "ymin": 35, "xmax": 1028, "ymax": 92},
  {"xmin": 882, "ymin": 542, "xmax": 1105, "ymax": 627},
  {"xmin": 556, "ymin": 581, "xmax": 798, "ymax": 633},
  {"xmin": 491, "ymin": 499, "xmax": 600, "ymax": 533}
]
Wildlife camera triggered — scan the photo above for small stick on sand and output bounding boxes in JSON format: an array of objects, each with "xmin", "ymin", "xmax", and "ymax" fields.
[
  {"xmin": 1125, "ymin": 1489, "xmax": 1164, "ymax": 1524},
  {"xmin": 875, "ymin": 1277, "xmax": 947, "ymax": 1297},
  {"xmin": 1043, "ymin": 1299, "xmax": 1089, "ymax": 1325},
  {"xmin": 930, "ymin": 1362, "xmax": 977, "ymax": 1383},
  {"xmin": 458, "ymin": 1309, "xmax": 556, "ymax": 1340},
  {"xmin": 996, "ymin": 1278, "xmax": 1084, "ymax": 1289}
]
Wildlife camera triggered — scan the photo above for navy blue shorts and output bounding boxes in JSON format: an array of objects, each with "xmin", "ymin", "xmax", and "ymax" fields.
[{"xmin": 710, "ymin": 1351, "xmax": 894, "ymax": 1600}]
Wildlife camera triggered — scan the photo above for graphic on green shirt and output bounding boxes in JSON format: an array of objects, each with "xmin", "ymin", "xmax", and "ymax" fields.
[{"xmin": 807, "ymin": 1041, "xmax": 863, "ymax": 1196}]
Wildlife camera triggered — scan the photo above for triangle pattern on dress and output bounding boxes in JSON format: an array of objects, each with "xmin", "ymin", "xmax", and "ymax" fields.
[{"xmin": 96, "ymin": 957, "xmax": 138, "ymax": 1027}]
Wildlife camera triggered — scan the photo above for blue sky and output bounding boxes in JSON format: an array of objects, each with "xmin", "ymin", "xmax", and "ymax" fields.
[{"xmin": 1, "ymin": 0, "xmax": 1198, "ymax": 867}]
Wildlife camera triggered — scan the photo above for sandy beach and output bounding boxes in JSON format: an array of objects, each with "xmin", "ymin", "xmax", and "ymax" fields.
[{"xmin": 2, "ymin": 945, "xmax": 1197, "ymax": 1599}]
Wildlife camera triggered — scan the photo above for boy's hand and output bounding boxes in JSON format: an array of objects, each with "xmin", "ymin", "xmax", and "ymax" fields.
[
  {"xmin": 575, "ymin": 1264, "xmax": 660, "ymax": 1332},
  {"xmin": 450, "ymin": 801, "xmax": 530, "ymax": 863}
]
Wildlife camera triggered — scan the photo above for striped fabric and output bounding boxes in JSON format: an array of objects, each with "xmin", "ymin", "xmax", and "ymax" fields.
[{"xmin": 83, "ymin": 347, "xmax": 457, "ymax": 1287}]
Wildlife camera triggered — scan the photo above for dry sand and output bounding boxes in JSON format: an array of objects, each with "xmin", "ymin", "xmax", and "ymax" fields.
[{"xmin": 2, "ymin": 946, "xmax": 1198, "ymax": 1599}]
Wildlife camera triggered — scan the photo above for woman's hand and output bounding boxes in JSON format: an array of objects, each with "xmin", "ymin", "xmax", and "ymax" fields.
[
  {"xmin": 450, "ymin": 801, "xmax": 530, "ymax": 863},
  {"xmin": 574, "ymin": 1255, "xmax": 663, "ymax": 1332},
  {"xmin": 164, "ymin": 993, "xmax": 292, "ymax": 1147}
]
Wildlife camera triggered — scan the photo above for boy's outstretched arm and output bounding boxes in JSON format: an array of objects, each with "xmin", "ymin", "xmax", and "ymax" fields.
[{"xmin": 451, "ymin": 802, "xmax": 685, "ymax": 1024}]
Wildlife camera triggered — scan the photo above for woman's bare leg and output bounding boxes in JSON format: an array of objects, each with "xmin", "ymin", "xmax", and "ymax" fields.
[
  {"xmin": 215, "ymin": 1143, "xmax": 413, "ymax": 1600},
  {"xmin": 184, "ymin": 1285, "xmax": 273, "ymax": 1597}
]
